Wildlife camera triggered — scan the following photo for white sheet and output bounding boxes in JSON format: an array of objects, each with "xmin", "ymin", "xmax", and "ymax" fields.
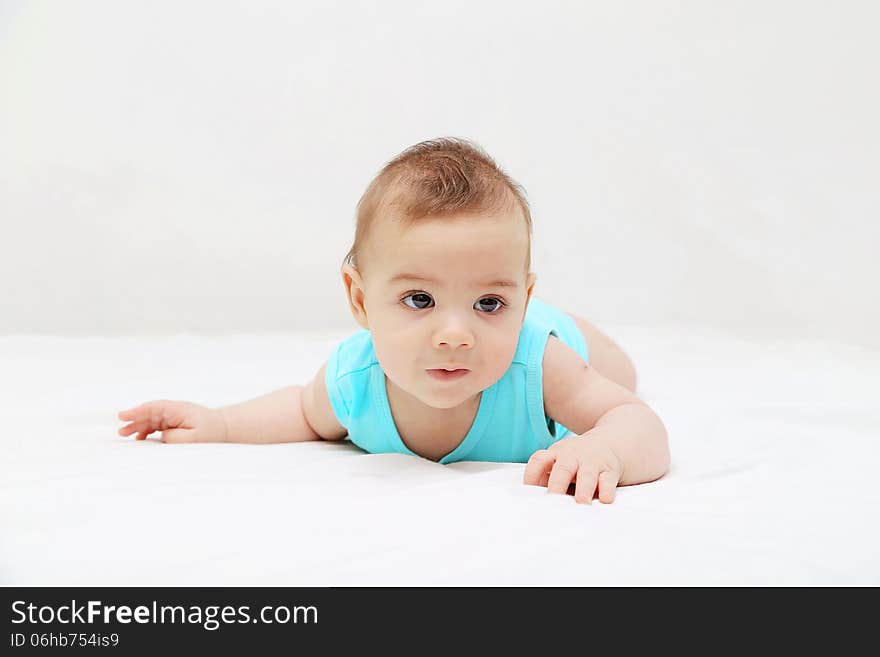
[{"xmin": 2, "ymin": 326, "xmax": 878, "ymax": 586}]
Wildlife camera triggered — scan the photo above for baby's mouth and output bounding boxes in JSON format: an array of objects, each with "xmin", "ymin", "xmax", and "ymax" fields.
[{"xmin": 426, "ymin": 368, "xmax": 471, "ymax": 381}]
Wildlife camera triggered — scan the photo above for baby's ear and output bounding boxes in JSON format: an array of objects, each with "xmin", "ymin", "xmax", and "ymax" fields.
[
  {"xmin": 521, "ymin": 272, "xmax": 537, "ymax": 321},
  {"xmin": 524, "ymin": 271, "xmax": 537, "ymax": 302},
  {"xmin": 341, "ymin": 264, "xmax": 370, "ymax": 329}
]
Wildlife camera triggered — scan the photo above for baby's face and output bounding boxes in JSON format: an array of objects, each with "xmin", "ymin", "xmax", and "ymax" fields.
[{"xmin": 343, "ymin": 210, "xmax": 536, "ymax": 411}]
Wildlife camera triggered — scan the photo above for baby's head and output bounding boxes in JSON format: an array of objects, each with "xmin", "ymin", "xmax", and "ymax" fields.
[{"xmin": 341, "ymin": 137, "xmax": 537, "ymax": 410}]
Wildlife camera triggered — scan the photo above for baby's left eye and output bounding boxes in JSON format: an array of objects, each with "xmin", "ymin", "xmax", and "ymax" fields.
[{"xmin": 475, "ymin": 297, "xmax": 505, "ymax": 313}]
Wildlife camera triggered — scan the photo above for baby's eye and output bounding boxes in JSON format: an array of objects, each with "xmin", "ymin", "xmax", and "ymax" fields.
[
  {"xmin": 475, "ymin": 297, "xmax": 505, "ymax": 313},
  {"xmin": 402, "ymin": 292, "xmax": 434, "ymax": 310},
  {"xmin": 400, "ymin": 293, "xmax": 506, "ymax": 314}
]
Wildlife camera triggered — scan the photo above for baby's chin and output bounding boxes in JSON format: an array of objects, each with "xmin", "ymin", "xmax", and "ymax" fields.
[{"xmin": 415, "ymin": 384, "xmax": 484, "ymax": 410}]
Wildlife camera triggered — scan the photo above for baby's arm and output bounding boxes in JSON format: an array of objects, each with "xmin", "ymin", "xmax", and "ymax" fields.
[
  {"xmin": 567, "ymin": 313, "xmax": 638, "ymax": 393},
  {"xmin": 523, "ymin": 337, "xmax": 670, "ymax": 503},
  {"xmin": 219, "ymin": 384, "xmax": 320, "ymax": 443},
  {"xmin": 118, "ymin": 362, "xmax": 345, "ymax": 444},
  {"xmin": 222, "ymin": 361, "xmax": 347, "ymax": 443}
]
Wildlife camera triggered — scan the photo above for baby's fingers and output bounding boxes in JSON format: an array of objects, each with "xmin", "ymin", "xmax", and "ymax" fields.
[
  {"xmin": 596, "ymin": 470, "xmax": 619, "ymax": 504},
  {"xmin": 574, "ymin": 467, "xmax": 599, "ymax": 505},
  {"xmin": 523, "ymin": 449, "xmax": 555, "ymax": 486},
  {"xmin": 546, "ymin": 458, "xmax": 578, "ymax": 495},
  {"xmin": 575, "ymin": 468, "xmax": 619, "ymax": 504},
  {"xmin": 116, "ymin": 400, "xmax": 179, "ymax": 439},
  {"xmin": 118, "ymin": 420, "xmax": 153, "ymax": 438},
  {"xmin": 118, "ymin": 404, "xmax": 150, "ymax": 422}
]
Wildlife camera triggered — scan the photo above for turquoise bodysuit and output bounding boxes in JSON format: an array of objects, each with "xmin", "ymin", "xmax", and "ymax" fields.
[{"xmin": 324, "ymin": 296, "xmax": 589, "ymax": 464}]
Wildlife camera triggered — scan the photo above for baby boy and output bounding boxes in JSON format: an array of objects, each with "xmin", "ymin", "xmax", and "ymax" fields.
[{"xmin": 117, "ymin": 137, "xmax": 670, "ymax": 504}]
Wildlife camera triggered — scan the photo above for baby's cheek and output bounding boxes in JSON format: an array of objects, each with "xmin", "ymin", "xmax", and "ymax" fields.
[
  {"xmin": 482, "ymin": 340, "xmax": 518, "ymax": 384},
  {"xmin": 374, "ymin": 338, "xmax": 418, "ymax": 383},
  {"xmin": 374, "ymin": 347, "xmax": 404, "ymax": 378}
]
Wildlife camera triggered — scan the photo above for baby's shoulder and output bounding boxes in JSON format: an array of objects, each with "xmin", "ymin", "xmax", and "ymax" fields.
[
  {"xmin": 541, "ymin": 333, "xmax": 587, "ymax": 409},
  {"xmin": 330, "ymin": 330, "xmax": 377, "ymax": 378}
]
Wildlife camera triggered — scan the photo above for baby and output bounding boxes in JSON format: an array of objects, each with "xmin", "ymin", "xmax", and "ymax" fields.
[{"xmin": 118, "ymin": 137, "xmax": 670, "ymax": 504}]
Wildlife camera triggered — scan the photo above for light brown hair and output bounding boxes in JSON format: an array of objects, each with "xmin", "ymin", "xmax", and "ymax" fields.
[{"xmin": 343, "ymin": 137, "xmax": 532, "ymax": 274}]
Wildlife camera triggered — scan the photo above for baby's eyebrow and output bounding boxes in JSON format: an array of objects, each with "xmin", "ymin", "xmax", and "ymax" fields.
[{"xmin": 389, "ymin": 273, "xmax": 519, "ymax": 288}]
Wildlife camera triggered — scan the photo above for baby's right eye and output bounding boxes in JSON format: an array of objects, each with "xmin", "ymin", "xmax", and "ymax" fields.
[{"xmin": 402, "ymin": 292, "xmax": 433, "ymax": 310}]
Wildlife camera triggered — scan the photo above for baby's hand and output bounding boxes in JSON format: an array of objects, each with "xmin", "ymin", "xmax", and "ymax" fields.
[
  {"xmin": 117, "ymin": 400, "xmax": 228, "ymax": 443},
  {"xmin": 523, "ymin": 434, "xmax": 623, "ymax": 504}
]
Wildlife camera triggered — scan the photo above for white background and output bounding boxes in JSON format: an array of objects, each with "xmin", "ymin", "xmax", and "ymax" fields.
[
  {"xmin": 3, "ymin": 2, "xmax": 879, "ymax": 588},
  {"xmin": 1, "ymin": 1, "xmax": 877, "ymax": 347}
]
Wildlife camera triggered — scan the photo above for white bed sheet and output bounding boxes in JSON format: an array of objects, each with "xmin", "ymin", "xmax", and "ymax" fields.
[{"xmin": 2, "ymin": 326, "xmax": 878, "ymax": 586}]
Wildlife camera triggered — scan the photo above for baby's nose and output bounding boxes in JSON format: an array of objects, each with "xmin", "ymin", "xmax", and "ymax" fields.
[
  {"xmin": 432, "ymin": 311, "xmax": 476, "ymax": 348},
  {"xmin": 434, "ymin": 329, "xmax": 473, "ymax": 349}
]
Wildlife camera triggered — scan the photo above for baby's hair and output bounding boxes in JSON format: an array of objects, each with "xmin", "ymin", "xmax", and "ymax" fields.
[{"xmin": 343, "ymin": 137, "xmax": 532, "ymax": 274}]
